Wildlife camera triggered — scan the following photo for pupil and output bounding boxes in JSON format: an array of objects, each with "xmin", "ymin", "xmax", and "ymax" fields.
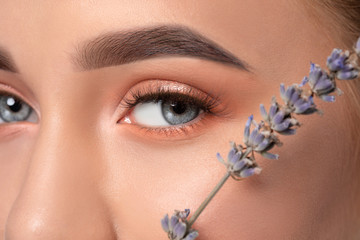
[
  {"xmin": 7, "ymin": 97, "xmax": 22, "ymax": 112},
  {"xmin": 170, "ymin": 102, "xmax": 187, "ymax": 115}
]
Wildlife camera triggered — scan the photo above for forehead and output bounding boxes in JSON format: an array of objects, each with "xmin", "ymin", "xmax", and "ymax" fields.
[
  {"xmin": 0, "ymin": 0, "xmax": 323, "ymax": 81},
  {"xmin": 0, "ymin": 1, "xmax": 301, "ymax": 49}
]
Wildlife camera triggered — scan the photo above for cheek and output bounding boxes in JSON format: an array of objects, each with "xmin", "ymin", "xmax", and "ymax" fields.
[
  {"xmin": 0, "ymin": 125, "xmax": 37, "ymax": 235},
  {"xmin": 92, "ymin": 89, "xmax": 354, "ymax": 239},
  {"xmin": 98, "ymin": 121, "xmax": 241, "ymax": 238}
]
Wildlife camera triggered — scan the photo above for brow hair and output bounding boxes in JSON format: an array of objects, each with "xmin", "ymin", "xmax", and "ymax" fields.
[
  {"xmin": 0, "ymin": 47, "xmax": 17, "ymax": 73},
  {"xmin": 72, "ymin": 25, "xmax": 250, "ymax": 71}
]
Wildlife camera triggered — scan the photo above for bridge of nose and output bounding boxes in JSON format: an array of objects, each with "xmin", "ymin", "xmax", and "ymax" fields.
[{"xmin": 4, "ymin": 99, "xmax": 117, "ymax": 239}]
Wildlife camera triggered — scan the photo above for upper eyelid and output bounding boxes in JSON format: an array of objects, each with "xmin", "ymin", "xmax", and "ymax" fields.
[
  {"xmin": 120, "ymin": 81, "xmax": 222, "ymax": 116},
  {"xmin": 118, "ymin": 79, "xmax": 237, "ymax": 120},
  {"xmin": 121, "ymin": 79, "xmax": 220, "ymax": 102},
  {"xmin": 123, "ymin": 89, "xmax": 218, "ymax": 109}
]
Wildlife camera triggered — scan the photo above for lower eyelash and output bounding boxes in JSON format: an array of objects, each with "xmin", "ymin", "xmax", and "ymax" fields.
[{"xmin": 138, "ymin": 122, "xmax": 197, "ymax": 137}]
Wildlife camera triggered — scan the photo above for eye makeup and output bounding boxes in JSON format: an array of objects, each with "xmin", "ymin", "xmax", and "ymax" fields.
[{"xmin": 117, "ymin": 80, "xmax": 232, "ymax": 138}]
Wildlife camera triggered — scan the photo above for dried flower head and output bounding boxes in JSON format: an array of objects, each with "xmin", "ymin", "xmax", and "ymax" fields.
[
  {"xmin": 327, "ymin": 48, "xmax": 350, "ymax": 72},
  {"xmin": 216, "ymin": 143, "xmax": 262, "ymax": 179},
  {"xmin": 327, "ymin": 48, "xmax": 359, "ymax": 80},
  {"xmin": 161, "ymin": 210, "xmax": 198, "ymax": 240},
  {"xmin": 279, "ymin": 83, "xmax": 317, "ymax": 115},
  {"xmin": 308, "ymin": 63, "xmax": 337, "ymax": 102}
]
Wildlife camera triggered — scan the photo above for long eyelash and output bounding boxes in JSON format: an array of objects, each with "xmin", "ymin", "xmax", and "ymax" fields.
[{"xmin": 121, "ymin": 83, "xmax": 225, "ymax": 118}]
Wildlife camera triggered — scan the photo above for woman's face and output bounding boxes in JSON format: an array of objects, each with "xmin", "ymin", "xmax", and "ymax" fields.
[{"xmin": 1, "ymin": 1, "xmax": 359, "ymax": 239}]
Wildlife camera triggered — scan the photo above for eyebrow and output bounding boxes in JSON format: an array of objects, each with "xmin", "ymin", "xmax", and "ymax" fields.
[
  {"xmin": 0, "ymin": 48, "xmax": 18, "ymax": 73},
  {"xmin": 72, "ymin": 25, "xmax": 250, "ymax": 72}
]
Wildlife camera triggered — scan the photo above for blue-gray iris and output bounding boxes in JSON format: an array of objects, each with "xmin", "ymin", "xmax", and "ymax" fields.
[
  {"xmin": 161, "ymin": 100, "xmax": 200, "ymax": 125},
  {"xmin": 0, "ymin": 95, "xmax": 32, "ymax": 122}
]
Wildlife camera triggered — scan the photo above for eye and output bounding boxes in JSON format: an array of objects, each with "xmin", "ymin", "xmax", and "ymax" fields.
[
  {"xmin": 119, "ymin": 80, "xmax": 227, "ymax": 136},
  {"xmin": 0, "ymin": 93, "xmax": 38, "ymax": 123},
  {"xmin": 130, "ymin": 98, "xmax": 202, "ymax": 127}
]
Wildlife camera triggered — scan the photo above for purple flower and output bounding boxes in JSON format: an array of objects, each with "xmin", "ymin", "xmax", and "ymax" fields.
[
  {"xmin": 308, "ymin": 63, "xmax": 336, "ymax": 102},
  {"xmin": 326, "ymin": 48, "xmax": 349, "ymax": 72},
  {"xmin": 260, "ymin": 101, "xmax": 299, "ymax": 136},
  {"xmin": 161, "ymin": 210, "xmax": 198, "ymax": 240},
  {"xmin": 216, "ymin": 145, "xmax": 262, "ymax": 178},
  {"xmin": 326, "ymin": 48, "xmax": 359, "ymax": 80},
  {"xmin": 243, "ymin": 116, "xmax": 279, "ymax": 159},
  {"xmin": 279, "ymin": 84, "xmax": 317, "ymax": 114}
]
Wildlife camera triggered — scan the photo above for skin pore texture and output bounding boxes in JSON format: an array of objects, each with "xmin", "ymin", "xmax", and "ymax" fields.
[{"xmin": 0, "ymin": 0, "xmax": 359, "ymax": 239}]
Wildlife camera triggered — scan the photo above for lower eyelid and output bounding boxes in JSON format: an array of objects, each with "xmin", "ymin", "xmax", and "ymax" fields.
[
  {"xmin": 0, "ymin": 122, "xmax": 35, "ymax": 141},
  {"xmin": 119, "ymin": 110, "xmax": 220, "ymax": 141}
]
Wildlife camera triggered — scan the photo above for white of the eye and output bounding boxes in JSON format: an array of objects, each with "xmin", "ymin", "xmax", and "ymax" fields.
[{"xmin": 132, "ymin": 102, "xmax": 171, "ymax": 127}]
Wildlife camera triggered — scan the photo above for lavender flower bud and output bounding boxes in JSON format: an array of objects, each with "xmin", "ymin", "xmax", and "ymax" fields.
[
  {"xmin": 183, "ymin": 231, "xmax": 199, "ymax": 240},
  {"xmin": 170, "ymin": 215, "xmax": 179, "ymax": 231},
  {"xmin": 326, "ymin": 48, "xmax": 348, "ymax": 72},
  {"xmin": 293, "ymin": 95, "xmax": 318, "ymax": 114},
  {"xmin": 177, "ymin": 209, "xmax": 190, "ymax": 220},
  {"xmin": 355, "ymin": 36, "xmax": 360, "ymax": 56},
  {"xmin": 319, "ymin": 95, "xmax": 335, "ymax": 102},
  {"xmin": 173, "ymin": 222, "xmax": 187, "ymax": 239},
  {"xmin": 217, "ymin": 146, "xmax": 262, "ymax": 178},
  {"xmin": 326, "ymin": 49, "xmax": 358, "ymax": 80},
  {"xmin": 260, "ymin": 101, "xmax": 299, "ymax": 135},
  {"xmin": 299, "ymin": 76, "xmax": 309, "ymax": 87},
  {"xmin": 217, "ymin": 146, "xmax": 240, "ymax": 166},
  {"xmin": 243, "ymin": 117, "xmax": 279, "ymax": 160},
  {"xmin": 261, "ymin": 151, "xmax": 279, "ymax": 160},
  {"xmin": 246, "ymin": 123, "xmax": 263, "ymax": 147},
  {"xmin": 217, "ymin": 148, "xmax": 253, "ymax": 172},
  {"xmin": 243, "ymin": 115, "xmax": 253, "ymax": 144},
  {"xmin": 227, "ymin": 148, "xmax": 242, "ymax": 165},
  {"xmin": 308, "ymin": 63, "xmax": 337, "ymax": 101},
  {"xmin": 280, "ymin": 84, "xmax": 317, "ymax": 114},
  {"xmin": 335, "ymin": 63, "xmax": 359, "ymax": 80},
  {"xmin": 240, "ymin": 167, "xmax": 262, "ymax": 178},
  {"xmin": 233, "ymin": 159, "xmax": 250, "ymax": 171},
  {"xmin": 161, "ymin": 214, "xmax": 170, "ymax": 232}
]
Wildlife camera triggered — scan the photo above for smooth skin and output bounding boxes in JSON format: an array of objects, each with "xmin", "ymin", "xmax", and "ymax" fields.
[{"xmin": 1, "ymin": 0, "xmax": 359, "ymax": 239}]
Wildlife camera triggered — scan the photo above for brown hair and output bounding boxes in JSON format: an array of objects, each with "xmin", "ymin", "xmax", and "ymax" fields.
[{"xmin": 302, "ymin": 0, "xmax": 360, "ymax": 160}]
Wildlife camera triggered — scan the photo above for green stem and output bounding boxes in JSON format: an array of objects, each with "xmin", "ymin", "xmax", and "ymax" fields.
[{"xmin": 187, "ymin": 171, "xmax": 231, "ymax": 228}]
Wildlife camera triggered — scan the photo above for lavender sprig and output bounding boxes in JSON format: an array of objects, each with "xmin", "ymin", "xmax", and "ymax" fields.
[{"xmin": 161, "ymin": 36, "xmax": 360, "ymax": 239}]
